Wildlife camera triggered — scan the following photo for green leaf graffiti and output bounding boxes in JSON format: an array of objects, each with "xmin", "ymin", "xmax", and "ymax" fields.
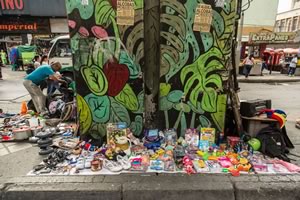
[
  {"xmin": 119, "ymin": 51, "xmax": 141, "ymax": 79},
  {"xmin": 134, "ymin": 0, "xmax": 143, "ymax": 9},
  {"xmin": 77, "ymin": 95, "xmax": 92, "ymax": 134},
  {"xmin": 85, "ymin": 94, "xmax": 110, "ymax": 123},
  {"xmin": 211, "ymin": 94, "xmax": 227, "ymax": 132},
  {"xmin": 81, "ymin": 65, "xmax": 108, "ymax": 96},
  {"xmin": 212, "ymin": 10, "xmax": 225, "ymax": 37},
  {"xmin": 167, "ymin": 90, "xmax": 184, "ymax": 103},
  {"xmin": 95, "ymin": 0, "xmax": 116, "ymax": 27},
  {"xmin": 133, "ymin": 91, "xmax": 144, "ymax": 114},
  {"xmin": 90, "ymin": 123, "xmax": 107, "ymax": 138},
  {"xmin": 66, "ymin": 0, "xmax": 94, "ymax": 20},
  {"xmin": 199, "ymin": 115, "xmax": 211, "ymax": 128},
  {"xmin": 180, "ymin": 47, "xmax": 224, "ymax": 113},
  {"xmin": 130, "ymin": 115, "xmax": 143, "ymax": 136},
  {"xmin": 159, "ymin": 96, "xmax": 173, "ymax": 111},
  {"xmin": 160, "ymin": 83, "xmax": 171, "ymax": 97},
  {"xmin": 110, "ymin": 97, "xmax": 131, "ymax": 126},
  {"xmin": 115, "ymin": 84, "xmax": 139, "ymax": 111}
]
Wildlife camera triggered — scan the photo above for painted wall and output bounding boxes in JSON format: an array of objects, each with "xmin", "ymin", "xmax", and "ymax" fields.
[
  {"xmin": 158, "ymin": 0, "xmax": 237, "ymax": 136},
  {"xmin": 66, "ymin": 0, "xmax": 238, "ymax": 139},
  {"xmin": 66, "ymin": 0, "xmax": 145, "ymax": 140}
]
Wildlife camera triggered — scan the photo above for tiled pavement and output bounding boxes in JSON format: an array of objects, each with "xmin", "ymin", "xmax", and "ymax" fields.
[{"xmin": 0, "ymin": 142, "xmax": 34, "ymax": 157}]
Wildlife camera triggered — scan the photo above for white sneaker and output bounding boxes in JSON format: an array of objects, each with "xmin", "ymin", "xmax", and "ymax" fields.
[
  {"xmin": 103, "ymin": 160, "xmax": 122, "ymax": 172},
  {"xmin": 117, "ymin": 155, "xmax": 131, "ymax": 170}
]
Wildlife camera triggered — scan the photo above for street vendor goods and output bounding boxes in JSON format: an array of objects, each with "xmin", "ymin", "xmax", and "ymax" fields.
[{"xmin": 27, "ymin": 124, "xmax": 300, "ymax": 177}]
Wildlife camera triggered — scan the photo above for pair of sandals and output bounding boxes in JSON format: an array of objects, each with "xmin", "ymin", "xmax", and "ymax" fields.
[{"xmin": 103, "ymin": 155, "xmax": 131, "ymax": 172}]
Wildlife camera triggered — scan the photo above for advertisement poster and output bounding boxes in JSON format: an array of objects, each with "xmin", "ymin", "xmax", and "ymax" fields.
[
  {"xmin": 117, "ymin": 0, "xmax": 135, "ymax": 25},
  {"xmin": 193, "ymin": 4, "xmax": 213, "ymax": 32}
]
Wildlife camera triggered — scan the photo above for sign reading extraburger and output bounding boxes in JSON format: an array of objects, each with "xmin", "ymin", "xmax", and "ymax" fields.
[
  {"xmin": 249, "ymin": 32, "xmax": 296, "ymax": 44},
  {"xmin": 0, "ymin": 17, "xmax": 50, "ymax": 34}
]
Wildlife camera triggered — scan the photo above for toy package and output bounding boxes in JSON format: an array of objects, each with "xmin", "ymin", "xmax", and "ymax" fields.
[
  {"xmin": 200, "ymin": 128, "xmax": 216, "ymax": 146},
  {"xmin": 164, "ymin": 129, "xmax": 177, "ymax": 146},
  {"xmin": 106, "ymin": 123, "xmax": 130, "ymax": 155},
  {"xmin": 185, "ymin": 129, "xmax": 199, "ymax": 151}
]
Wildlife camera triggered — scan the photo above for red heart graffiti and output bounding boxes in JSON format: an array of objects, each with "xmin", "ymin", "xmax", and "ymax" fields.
[{"xmin": 103, "ymin": 58, "xmax": 129, "ymax": 97}]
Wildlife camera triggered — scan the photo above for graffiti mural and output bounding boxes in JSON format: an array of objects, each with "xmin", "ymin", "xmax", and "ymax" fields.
[
  {"xmin": 66, "ymin": 0, "xmax": 144, "ymax": 139},
  {"xmin": 66, "ymin": 0, "xmax": 237, "ymax": 140},
  {"xmin": 159, "ymin": 0, "xmax": 237, "ymax": 136}
]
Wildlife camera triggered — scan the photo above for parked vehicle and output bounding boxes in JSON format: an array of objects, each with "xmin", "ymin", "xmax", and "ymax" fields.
[{"xmin": 48, "ymin": 35, "xmax": 73, "ymax": 79}]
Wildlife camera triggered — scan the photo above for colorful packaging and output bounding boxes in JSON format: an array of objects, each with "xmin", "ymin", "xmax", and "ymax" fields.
[
  {"xmin": 185, "ymin": 129, "xmax": 199, "ymax": 150},
  {"xmin": 200, "ymin": 128, "xmax": 216, "ymax": 146},
  {"xmin": 164, "ymin": 129, "xmax": 177, "ymax": 146}
]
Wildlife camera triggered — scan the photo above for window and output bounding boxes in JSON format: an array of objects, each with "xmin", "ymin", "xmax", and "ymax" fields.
[
  {"xmin": 275, "ymin": 20, "xmax": 281, "ymax": 32},
  {"xmin": 292, "ymin": 17, "xmax": 299, "ymax": 31},
  {"xmin": 49, "ymin": 39, "xmax": 71, "ymax": 59},
  {"xmin": 286, "ymin": 18, "xmax": 292, "ymax": 32},
  {"xmin": 281, "ymin": 20, "xmax": 286, "ymax": 32}
]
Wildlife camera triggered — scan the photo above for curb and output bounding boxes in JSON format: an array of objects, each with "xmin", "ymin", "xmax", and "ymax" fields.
[
  {"xmin": 238, "ymin": 78, "xmax": 300, "ymax": 83},
  {"xmin": 1, "ymin": 174, "xmax": 300, "ymax": 200}
]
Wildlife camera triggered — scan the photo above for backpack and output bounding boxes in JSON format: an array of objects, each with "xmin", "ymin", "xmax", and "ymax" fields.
[{"xmin": 256, "ymin": 125, "xmax": 290, "ymax": 162}]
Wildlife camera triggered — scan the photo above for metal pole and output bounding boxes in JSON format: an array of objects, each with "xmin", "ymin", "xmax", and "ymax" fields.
[
  {"xmin": 144, "ymin": 0, "xmax": 160, "ymax": 129},
  {"xmin": 236, "ymin": 11, "xmax": 244, "ymax": 74}
]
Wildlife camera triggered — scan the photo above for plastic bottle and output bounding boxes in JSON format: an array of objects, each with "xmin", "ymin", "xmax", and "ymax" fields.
[{"xmin": 20, "ymin": 101, "xmax": 28, "ymax": 115}]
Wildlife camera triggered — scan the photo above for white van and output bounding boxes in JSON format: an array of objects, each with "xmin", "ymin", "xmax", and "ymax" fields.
[{"xmin": 48, "ymin": 35, "xmax": 73, "ymax": 76}]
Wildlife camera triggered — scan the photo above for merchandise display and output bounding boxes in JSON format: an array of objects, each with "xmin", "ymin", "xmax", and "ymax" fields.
[{"xmin": 26, "ymin": 122, "xmax": 300, "ymax": 176}]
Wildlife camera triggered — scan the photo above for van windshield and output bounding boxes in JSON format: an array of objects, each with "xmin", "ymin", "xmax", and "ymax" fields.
[{"xmin": 49, "ymin": 39, "xmax": 71, "ymax": 58}]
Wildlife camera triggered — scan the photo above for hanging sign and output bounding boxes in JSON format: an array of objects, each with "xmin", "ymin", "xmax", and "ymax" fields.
[
  {"xmin": 117, "ymin": 0, "xmax": 135, "ymax": 26},
  {"xmin": 193, "ymin": 4, "xmax": 213, "ymax": 32},
  {"xmin": 249, "ymin": 32, "xmax": 296, "ymax": 44},
  {"xmin": 215, "ymin": 0, "xmax": 225, "ymax": 7}
]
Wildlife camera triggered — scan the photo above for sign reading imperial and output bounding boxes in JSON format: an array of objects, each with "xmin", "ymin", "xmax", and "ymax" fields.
[{"xmin": 249, "ymin": 32, "xmax": 296, "ymax": 44}]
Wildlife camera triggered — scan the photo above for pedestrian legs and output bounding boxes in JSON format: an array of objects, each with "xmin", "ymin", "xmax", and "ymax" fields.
[{"xmin": 23, "ymin": 80, "xmax": 47, "ymax": 113}]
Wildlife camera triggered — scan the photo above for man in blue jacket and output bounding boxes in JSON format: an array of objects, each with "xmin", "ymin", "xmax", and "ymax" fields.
[{"xmin": 23, "ymin": 62, "xmax": 62, "ymax": 116}]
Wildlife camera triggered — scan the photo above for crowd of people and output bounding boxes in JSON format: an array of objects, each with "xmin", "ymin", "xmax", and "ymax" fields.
[{"xmin": 242, "ymin": 53, "xmax": 299, "ymax": 78}]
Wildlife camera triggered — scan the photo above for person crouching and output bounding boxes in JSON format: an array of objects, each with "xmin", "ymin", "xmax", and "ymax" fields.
[{"xmin": 23, "ymin": 62, "xmax": 62, "ymax": 116}]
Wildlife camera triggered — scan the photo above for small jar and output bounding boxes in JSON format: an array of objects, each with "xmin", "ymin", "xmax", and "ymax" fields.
[{"xmin": 91, "ymin": 159, "xmax": 102, "ymax": 172}]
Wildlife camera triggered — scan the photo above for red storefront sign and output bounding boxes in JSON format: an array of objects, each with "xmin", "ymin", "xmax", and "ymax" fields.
[{"xmin": 0, "ymin": 0, "xmax": 24, "ymax": 10}]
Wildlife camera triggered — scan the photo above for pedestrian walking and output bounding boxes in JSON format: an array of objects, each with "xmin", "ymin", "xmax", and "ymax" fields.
[
  {"xmin": 261, "ymin": 55, "xmax": 268, "ymax": 76},
  {"xmin": 288, "ymin": 55, "xmax": 298, "ymax": 77},
  {"xmin": 242, "ymin": 54, "xmax": 255, "ymax": 78},
  {"xmin": 0, "ymin": 49, "xmax": 7, "ymax": 65},
  {"xmin": 23, "ymin": 62, "xmax": 62, "ymax": 116}
]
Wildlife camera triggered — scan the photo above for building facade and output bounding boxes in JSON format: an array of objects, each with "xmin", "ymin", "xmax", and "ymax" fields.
[
  {"xmin": 0, "ymin": 0, "xmax": 68, "ymax": 51},
  {"xmin": 275, "ymin": 0, "xmax": 300, "ymax": 33},
  {"xmin": 239, "ymin": 0, "xmax": 279, "ymax": 58}
]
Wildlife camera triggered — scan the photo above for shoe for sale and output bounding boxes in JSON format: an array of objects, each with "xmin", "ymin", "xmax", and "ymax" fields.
[
  {"xmin": 117, "ymin": 155, "xmax": 131, "ymax": 170},
  {"xmin": 103, "ymin": 160, "xmax": 122, "ymax": 172},
  {"xmin": 62, "ymin": 130, "xmax": 73, "ymax": 138},
  {"xmin": 29, "ymin": 136, "xmax": 39, "ymax": 143},
  {"xmin": 85, "ymin": 157, "xmax": 93, "ymax": 169},
  {"xmin": 76, "ymin": 158, "xmax": 85, "ymax": 170}
]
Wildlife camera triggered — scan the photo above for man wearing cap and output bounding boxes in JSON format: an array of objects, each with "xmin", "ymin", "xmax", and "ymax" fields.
[{"xmin": 23, "ymin": 62, "xmax": 62, "ymax": 116}]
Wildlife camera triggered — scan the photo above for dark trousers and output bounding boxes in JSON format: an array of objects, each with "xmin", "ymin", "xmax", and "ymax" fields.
[
  {"xmin": 243, "ymin": 65, "xmax": 252, "ymax": 77},
  {"xmin": 288, "ymin": 67, "xmax": 296, "ymax": 75},
  {"xmin": 0, "ymin": 65, "xmax": 2, "ymax": 79}
]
